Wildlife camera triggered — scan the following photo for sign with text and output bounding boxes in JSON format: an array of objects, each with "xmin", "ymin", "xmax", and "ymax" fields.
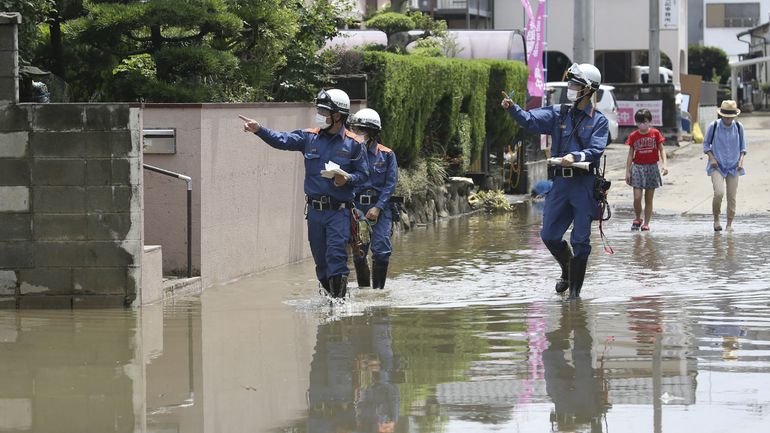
[
  {"xmin": 661, "ymin": 0, "xmax": 678, "ymax": 30},
  {"xmin": 617, "ymin": 100, "xmax": 664, "ymax": 126}
]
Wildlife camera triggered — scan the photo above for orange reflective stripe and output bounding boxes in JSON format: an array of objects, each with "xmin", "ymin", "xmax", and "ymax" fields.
[{"xmin": 344, "ymin": 129, "xmax": 364, "ymax": 143}]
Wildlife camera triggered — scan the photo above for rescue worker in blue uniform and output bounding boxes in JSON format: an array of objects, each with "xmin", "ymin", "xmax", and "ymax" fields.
[
  {"xmin": 502, "ymin": 63, "xmax": 608, "ymax": 299},
  {"xmin": 349, "ymin": 108, "xmax": 398, "ymax": 290},
  {"xmin": 239, "ymin": 89, "xmax": 369, "ymax": 299}
]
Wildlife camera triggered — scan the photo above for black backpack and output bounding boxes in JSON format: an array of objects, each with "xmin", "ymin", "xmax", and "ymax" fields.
[{"xmin": 707, "ymin": 119, "xmax": 743, "ymax": 148}]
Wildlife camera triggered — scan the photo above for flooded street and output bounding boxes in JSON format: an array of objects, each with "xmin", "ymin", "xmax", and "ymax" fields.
[{"xmin": 2, "ymin": 206, "xmax": 770, "ymax": 432}]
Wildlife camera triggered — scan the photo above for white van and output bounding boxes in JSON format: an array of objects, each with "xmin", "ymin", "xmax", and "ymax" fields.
[
  {"xmin": 632, "ymin": 66, "xmax": 674, "ymax": 84},
  {"xmin": 545, "ymin": 82, "xmax": 619, "ymax": 145}
]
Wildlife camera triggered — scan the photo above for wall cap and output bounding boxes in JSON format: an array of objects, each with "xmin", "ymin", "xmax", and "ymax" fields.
[{"xmin": 0, "ymin": 12, "xmax": 22, "ymax": 24}]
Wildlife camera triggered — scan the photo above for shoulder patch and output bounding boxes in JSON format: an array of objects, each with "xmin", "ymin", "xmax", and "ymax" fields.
[
  {"xmin": 304, "ymin": 128, "xmax": 321, "ymax": 134},
  {"xmin": 345, "ymin": 130, "xmax": 364, "ymax": 143},
  {"xmin": 376, "ymin": 143, "xmax": 393, "ymax": 153}
]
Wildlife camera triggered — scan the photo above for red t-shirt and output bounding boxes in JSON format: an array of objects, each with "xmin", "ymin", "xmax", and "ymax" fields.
[{"xmin": 626, "ymin": 128, "xmax": 665, "ymax": 164}]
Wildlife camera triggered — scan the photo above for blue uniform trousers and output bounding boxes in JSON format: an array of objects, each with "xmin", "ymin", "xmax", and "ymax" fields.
[
  {"xmin": 541, "ymin": 175, "xmax": 598, "ymax": 260},
  {"xmin": 307, "ymin": 207, "xmax": 351, "ymax": 281},
  {"xmin": 357, "ymin": 203, "xmax": 393, "ymax": 263}
]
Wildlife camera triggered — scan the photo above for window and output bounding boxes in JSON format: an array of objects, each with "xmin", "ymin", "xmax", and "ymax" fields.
[{"xmin": 706, "ymin": 3, "xmax": 760, "ymax": 28}]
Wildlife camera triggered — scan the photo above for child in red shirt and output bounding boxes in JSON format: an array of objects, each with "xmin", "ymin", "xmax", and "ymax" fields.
[{"xmin": 625, "ymin": 109, "xmax": 668, "ymax": 231}]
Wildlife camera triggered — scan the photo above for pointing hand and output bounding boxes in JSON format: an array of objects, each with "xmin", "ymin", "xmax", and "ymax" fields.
[
  {"xmin": 238, "ymin": 114, "xmax": 261, "ymax": 133},
  {"xmin": 501, "ymin": 90, "xmax": 514, "ymax": 109}
]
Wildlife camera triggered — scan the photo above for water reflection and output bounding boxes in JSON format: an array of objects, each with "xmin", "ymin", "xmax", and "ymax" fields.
[
  {"xmin": 1, "ymin": 212, "xmax": 770, "ymax": 432},
  {"xmin": 631, "ymin": 233, "xmax": 663, "ymax": 272},
  {"xmin": 0, "ymin": 310, "xmax": 143, "ymax": 433},
  {"xmin": 544, "ymin": 301, "xmax": 610, "ymax": 432},
  {"xmin": 306, "ymin": 309, "xmax": 402, "ymax": 433},
  {"xmin": 145, "ymin": 301, "xmax": 203, "ymax": 433}
]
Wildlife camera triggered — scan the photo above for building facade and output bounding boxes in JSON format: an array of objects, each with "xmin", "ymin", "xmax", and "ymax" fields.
[
  {"xmin": 492, "ymin": 0, "xmax": 689, "ymax": 84},
  {"xmin": 702, "ymin": 0, "xmax": 770, "ymax": 61}
]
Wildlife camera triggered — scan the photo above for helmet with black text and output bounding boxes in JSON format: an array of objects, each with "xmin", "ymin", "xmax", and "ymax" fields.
[
  {"xmin": 565, "ymin": 63, "xmax": 601, "ymax": 102},
  {"xmin": 350, "ymin": 108, "xmax": 382, "ymax": 132},
  {"xmin": 315, "ymin": 88, "xmax": 351, "ymax": 115}
]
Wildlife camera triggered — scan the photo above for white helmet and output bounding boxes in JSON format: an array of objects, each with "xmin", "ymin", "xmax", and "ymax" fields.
[
  {"xmin": 350, "ymin": 108, "xmax": 381, "ymax": 131},
  {"xmin": 315, "ymin": 88, "xmax": 350, "ymax": 115},
  {"xmin": 566, "ymin": 63, "xmax": 601, "ymax": 90}
]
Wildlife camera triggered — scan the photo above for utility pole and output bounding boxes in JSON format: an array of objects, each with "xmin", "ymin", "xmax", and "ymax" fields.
[
  {"xmin": 573, "ymin": 0, "xmax": 594, "ymax": 64},
  {"xmin": 649, "ymin": 0, "xmax": 661, "ymax": 83}
]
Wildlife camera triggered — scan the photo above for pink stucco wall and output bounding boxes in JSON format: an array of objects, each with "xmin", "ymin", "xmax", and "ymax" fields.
[
  {"xmin": 143, "ymin": 107, "xmax": 203, "ymax": 277},
  {"xmin": 142, "ymin": 102, "xmax": 365, "ymax": 288}
]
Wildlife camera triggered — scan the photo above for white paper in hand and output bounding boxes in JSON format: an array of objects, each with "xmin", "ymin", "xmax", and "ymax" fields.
[
  {"xmin": 321, "ymin": 161, "xmax": 350, "ymax": 179},
  {"xmin": 547, "ymin": 157, "xmax": 591, "ymax": 171}
]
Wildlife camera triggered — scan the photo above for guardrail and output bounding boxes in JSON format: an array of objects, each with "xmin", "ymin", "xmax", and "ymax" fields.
[{"xmin": 143, "ymin": 164, "xmax": 193, "ymax": 278}]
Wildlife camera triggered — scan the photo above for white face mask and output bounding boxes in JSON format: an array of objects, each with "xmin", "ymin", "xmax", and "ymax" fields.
[
  {"xmin": 567, "ymin": 89, "xmax": 579, "ymax": 102},
  {"xmin": 314, "ymin": 113, "xmax": 331, "ymax": 129}
]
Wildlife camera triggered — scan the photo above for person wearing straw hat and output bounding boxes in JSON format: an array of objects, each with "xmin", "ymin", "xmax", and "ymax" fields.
[{"xmin": 703, "ymin": 100, "xmax": 747, "ymax": 232}]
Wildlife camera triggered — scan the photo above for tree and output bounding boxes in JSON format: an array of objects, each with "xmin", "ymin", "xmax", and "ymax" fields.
[
  {"xmin": 229, "ymin": 0, "xmax": 300, "ymax": 101},
  {"xmin": 269, "ymin": 0, "xmax": 355, "ymax": 102},
  {"xmin": 68, "ymin": 0, "xmax": 244, "ymax": 102},
  {"xmin": 688, "ymin": 45, "xmax": 730, "ymax": 84},
  {"xmin": 364, "ymin": 12, "xmax": 414, "ymax": 40},
  {"xmin": 19, "ymin": 0, "xmax": 359, "ymax": 102},
  {"xmin": 1, "ymin": 0, "xmax": 55, "ymax": 64},
  {"xmin": 362, "ymin": 8, "xmax": 448, "ymax": 53},
  {"xmin": 44, "ymin": 0, "xmax": 85, "ymax": 78}
]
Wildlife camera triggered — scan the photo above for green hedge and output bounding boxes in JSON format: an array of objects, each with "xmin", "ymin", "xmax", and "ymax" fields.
[
  {"xmin": 364, "ymin": 52, "xmax": 489, "ymax": 167},
  {"xmin": 478, "ymin": 59, "xmax": 529, "ymax": 152}
]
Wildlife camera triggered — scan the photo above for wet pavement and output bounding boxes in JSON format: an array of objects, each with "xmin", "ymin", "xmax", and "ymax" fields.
[{"xmin": 1, "ymin": 206, "xmax": 770, "ymax": 432}]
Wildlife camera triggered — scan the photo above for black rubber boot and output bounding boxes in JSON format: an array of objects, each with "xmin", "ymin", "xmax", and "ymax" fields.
[
  {"xmin": 329, "ymin": 275, "xmax": 348, "ymax": 299},
  {"xmin": 371, "ymin": 261, "xmax": 389, "ymax": 290},
  {"xmin": 568, "ymin": 258, "xmax": 588, "ymax": 300},
  {"xmin": 554, "ymin": 244, "xmax": 573, "ymax": 294},
  {"xmin": 353, "ymin": 256, "xmax": 371, "ymax": 288},
  {"xmin": 319, "ymin": 279, "xmax": 331, "ymax": 296}
]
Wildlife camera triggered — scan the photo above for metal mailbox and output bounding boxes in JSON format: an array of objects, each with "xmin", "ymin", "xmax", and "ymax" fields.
[{"xmin": 143, "ymin": 128, "xmax": 176, "ymax": 154}]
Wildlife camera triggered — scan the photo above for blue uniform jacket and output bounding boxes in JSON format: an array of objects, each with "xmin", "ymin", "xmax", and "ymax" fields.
[
  {"xmin": 507, "ymin": 103, "xmax": 608, "ymax": 165},
  {"xmin": 256, "ymin": 126, "xmax": 369, "ymax": 202},
  {"xmin": 355, "ymin": 142, "xmax": 398, "ymax": 210}
]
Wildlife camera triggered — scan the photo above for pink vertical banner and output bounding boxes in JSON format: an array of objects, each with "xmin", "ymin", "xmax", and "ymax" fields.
[{"xmin": 521, "ymin": 0, "xmax": 546, "ymax": 97}]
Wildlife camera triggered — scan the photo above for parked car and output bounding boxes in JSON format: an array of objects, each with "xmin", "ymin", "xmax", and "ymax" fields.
[
  {"xmin": 545, "ymin": 82, "xmax": 619, "ymax": 145},
  {"xmin": 632, "ymin": 66, "xmax": 674, "ymax": 84}
]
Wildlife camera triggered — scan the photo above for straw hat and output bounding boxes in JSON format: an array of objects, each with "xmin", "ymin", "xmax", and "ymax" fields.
[{"xmin": 717, "ymin": 100, "xmax": 740, "ymax": 118}]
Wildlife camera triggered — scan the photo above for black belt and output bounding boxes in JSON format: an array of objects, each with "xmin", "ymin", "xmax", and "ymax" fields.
[
  {"xmin": 306, "ymin": 195, "xmax": 353, "ymax": 211},
  {"xmin": 548, "ymin": 165, "xmax": 597, "ymax": 178}
]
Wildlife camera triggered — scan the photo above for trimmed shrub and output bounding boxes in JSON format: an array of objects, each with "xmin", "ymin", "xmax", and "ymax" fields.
[
  {"xmin": 364, "ymin": 52, "xmax": 489, "ymax": 168},
  {"xmin": 364, "ymin": 12, "xmax": 415, "ymax": 38}
]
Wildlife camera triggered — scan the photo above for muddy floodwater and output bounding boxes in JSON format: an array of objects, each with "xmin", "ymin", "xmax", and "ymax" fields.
[{"xmin": 1, "ymin": 204, "xmax": 769, "ymax": 433}]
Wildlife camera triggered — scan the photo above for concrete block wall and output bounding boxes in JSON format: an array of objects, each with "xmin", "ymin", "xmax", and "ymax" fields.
[
  {"xmin": 0, "ymin": 13, "xmax": 20, "ymax": 104},
  {"xmin": 0, "ymin": 103, "xmax": 143, "ymax": 308}
]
